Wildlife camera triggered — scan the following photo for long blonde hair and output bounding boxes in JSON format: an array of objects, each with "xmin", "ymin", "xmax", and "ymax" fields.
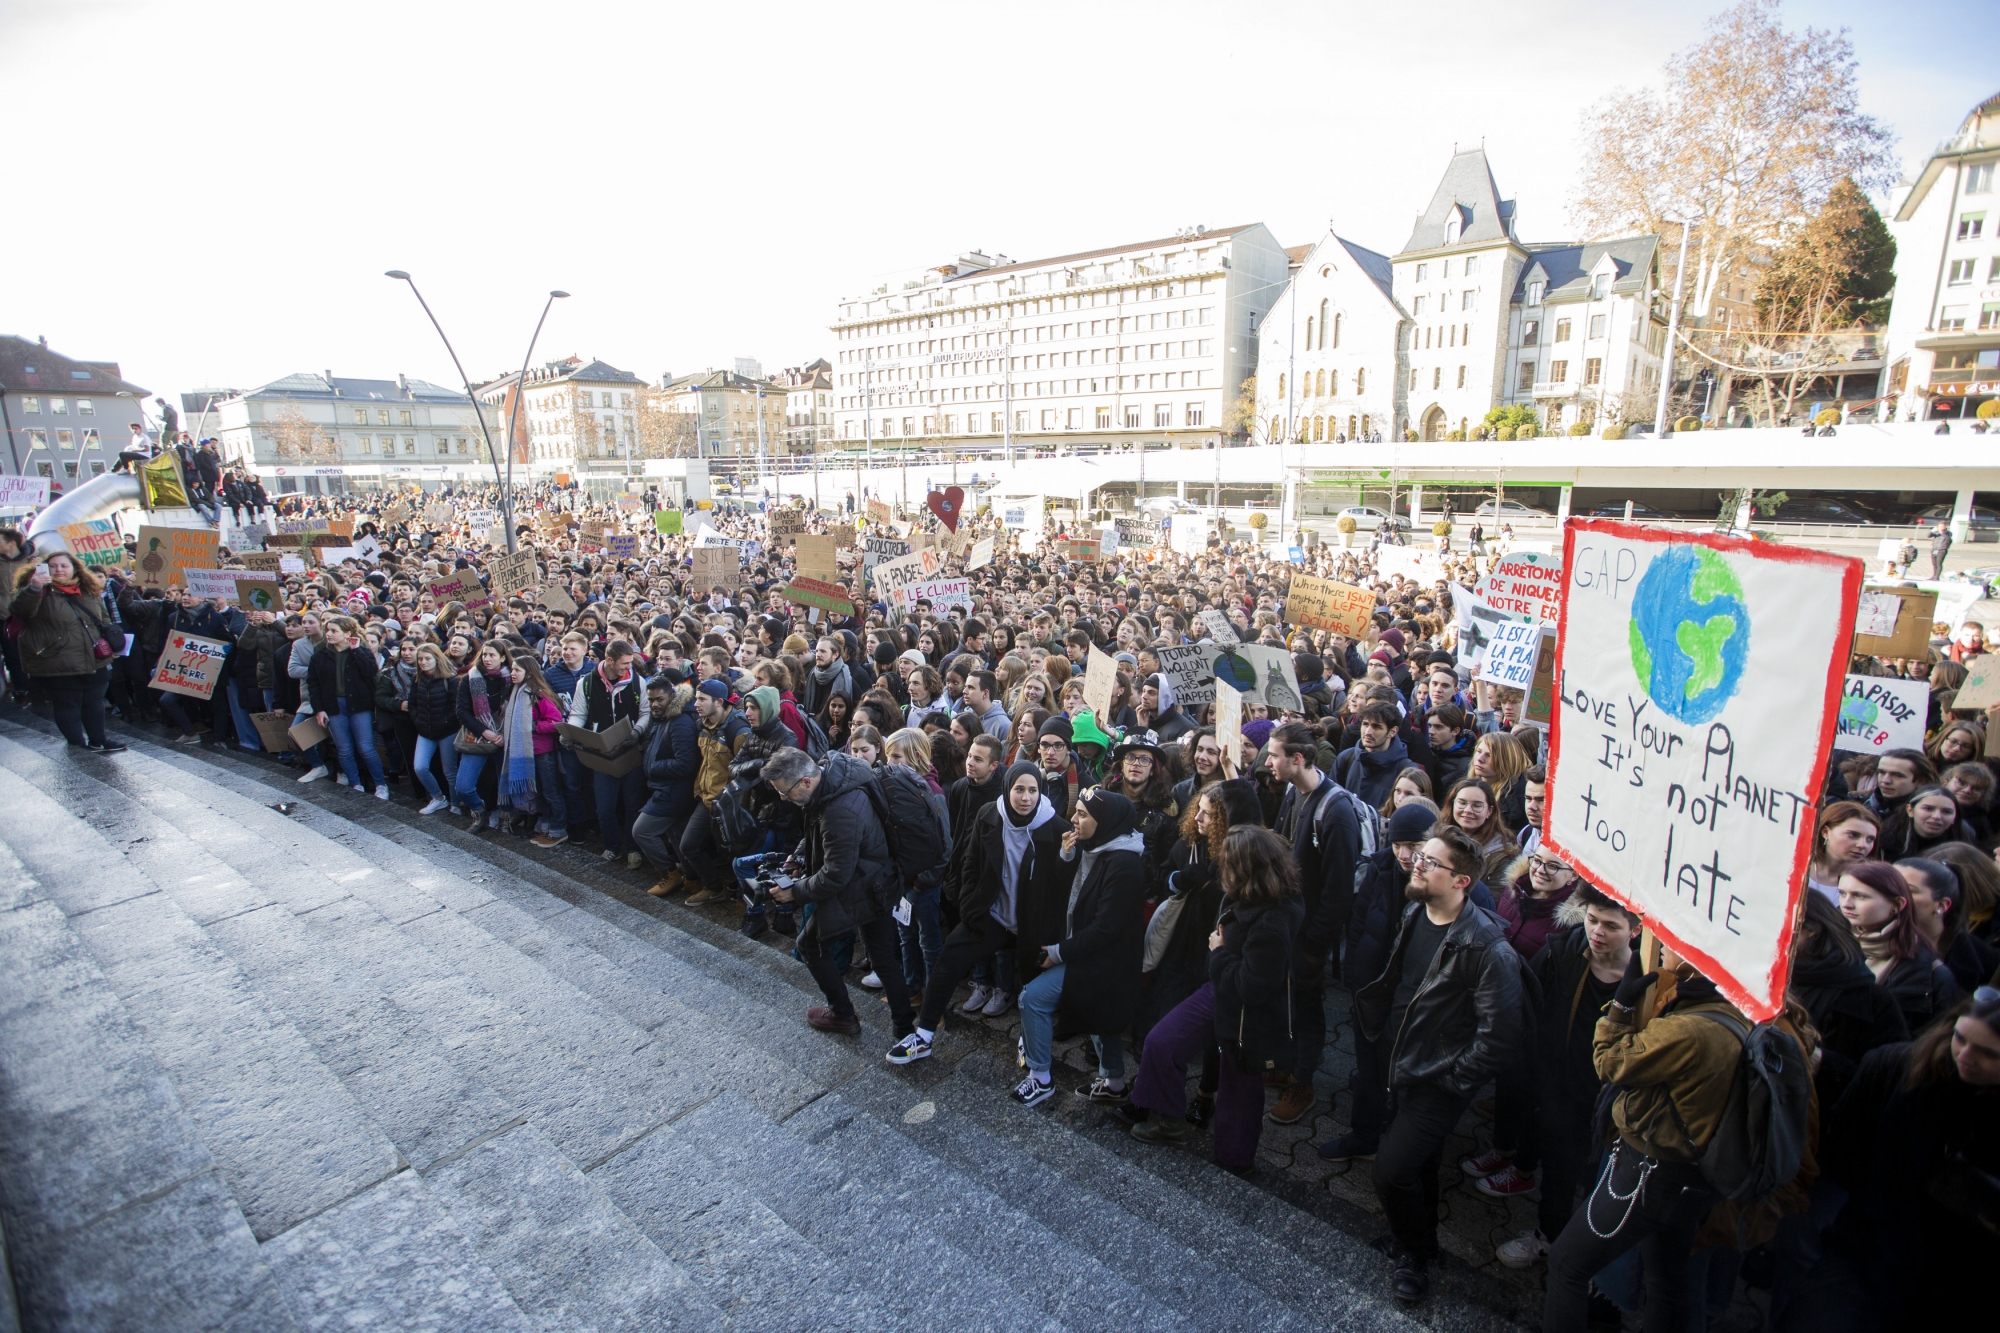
[{"xmin": 884, "ymin": 726, "xmax": 933, "ymax": 772}]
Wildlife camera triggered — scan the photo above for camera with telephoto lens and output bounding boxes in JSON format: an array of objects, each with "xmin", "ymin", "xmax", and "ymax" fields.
[{"xmin": 744, "ymin": 851, "xmax": 795, "ymax": 907}]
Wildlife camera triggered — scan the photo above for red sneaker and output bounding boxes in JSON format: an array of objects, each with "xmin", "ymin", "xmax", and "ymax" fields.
[
  {"xmin": 1476, "ymin": 1164, "xmax": 1539, "ymax": 1198},
  {"xmin": 1459, "ymin": 1148, "xmax": 1510, "ymax": 1179}
]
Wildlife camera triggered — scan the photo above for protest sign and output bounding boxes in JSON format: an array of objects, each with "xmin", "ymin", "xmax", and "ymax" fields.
[
  {"xmin": 1834, "ymin": 674, "xmax": 1927, "ymax": 754},
  {"xmin": 1158, "ymin": 643, "xmax": 1304, "ymax": 710},
  {"xmin": 1480, "ymin": 621, "xmax": 1546, "ymax": 691},
  {"xmin": 1482, "ymin": 550, "xmax": 1564, "ymax": 624},
  {"xmin": 153, "ymin": 631, "xmax": 230, "ymax": 699},
  {"xmin": 926, "ymin": 487, "xmax": 966, "ymax": 532},
  {"xmin": 1522, "ymin": 629, "xmax": 1559, "ymax": 728},
  {"xmin": 767, "ymin": 508, "xmax": 805, "ymax": 543},
  {"xmin": 606, "ymin": 533, "xmax": 641, "ymax": 559},
  {"xmin": 833, "ymin": 521, "xmax": 855, "ymax": 550},
  {"xmin": 558, "ymin": 719, "xmax": 642, "ymax": 777},
  {"xmin": 382, "ymin": 502, "xmax": 412, "ymax": 528},
  {"xmin": 692, "ymin": 527, "xmax": 740, "ymax": 549},
  {"xmin": 1168, "ymin": 513, "xmax": 1207, "ymax": 555},
  {"xmin": 465, "ymin": 509, "xmax": 500, "ymax": 531},
  {"xmin": 577, "ymin": 521, "xmax": 616, "ymax": 552},
  {"xmin": 1852, "ymin": 585, "xmax": 1935, "ymax": 658},
  {"xmin": 1545, "ymin": 520, "xmax": 1860, "ymax": 1021},
  {"xmin": 0, "ymin": 475, "xmax": 51, "ymax": 510},
  {"xmin": 352, "ymin": 534, "xmax": 381, "ymax": 562},
  {"xmin": 235, "ymin": 576, "xmax": 283, "ymax": 613},
  {"xmin": 1214, "ymin": 683, "xmax": 1243, "ymax": 773},
  {"xmin": 425, "ymin": 502, "xmax": 455, "ymax": 527},
  {"xmin": 537, "ymin": 584, "xmax": 578, "ymax": 616},
  {"xmin": 1952, "ymin": 653, "xmax": 2000, "ymax": 712},
  {"xmin": 1196, "ymin": 608, "xmax": 1240, "ymax": 645},
  {"xmin": 279, "ymin": 555, "xmax": 306, "ymax": 575},
  {"xmin": 487, "ymin": 549, "xmax": 538, "ymax": 598},
  {"xmin": 615, "ymin": 496, "xmax": 643, "ymax": 514},
  {"xmin": 289, "ymin": 715, "xmax": 329, "ymax": 750},
  {"xmin": 871, "ymin": 547, "xmax": 946, "ymax": 604},
  {"xmin": 183, "ymin": 568, "xmax": 242, "ymax": 603},
  {"xmin": 1283, "ymin": 572, "xmax": 1376, "ymax": 637},
  {"xmin": 1929, "ymin": 579, "xmax": 1983, "ymax": 631},
  {"xmin": 1114, "ymin": 518, "xmax": 1157, "ymax": 550},
  {"xmin": 135, "ymin": 526, "xmax": 220, "ymax": 590},
  {"xmin": 691, "ymin": 546, "xmax": 737, "ymax": 590},
  {"xmin": 781, "ymin": 577, "xmax": 855, "ymax": 618},
  {"xmin": 1060, "ymin": 538, "xmax": 1102, "ymax": 563},
  {"xmin": 239, "ymin": 550, "xmax": 285, "ymax": 572},
  {"xmin": 794, "ymin": 534, "xmax": 837, "ymax": 582},
  {"xmin": 866, "ymin": 499, "xmax": 892, "ymax": 525},
  {"xmin": 1083, "ymin": 645, "xmax": 1118, "ymax": 723},
  {"xmin": 1374, "ymin": 544, "xmax": 1447, "ymax": 584},
  {"xmin": 248, "ymin": 711, "xmax": 301, "ymax": 753},
  {"xmin": 897, "ymin": 576, "xmax": 971, "ymax": 612},
  {"xmin": 861, "ymin": 536, "xmax": 910, "ymax": 580},
  {"xmin": 317, "ymin": 547, "xmax": 361, "ymax": 567},
  {"xmin": 653, "ymin": 510, "xmax": 683, "ymax": 536},
  {"xmin": 965, "ymin": 537, "xmax": 995, "ymax": 571},
  {"xmin": 427, "ymin": 568, "xmax": 486, "ymax": 607},
  {"xmin": 1454, "ymin": 583, "xmax": 1532, "ymax": 672},
  {"xmin": 58, "ymin": 518, "xmax": 126, "ymax": 569}
]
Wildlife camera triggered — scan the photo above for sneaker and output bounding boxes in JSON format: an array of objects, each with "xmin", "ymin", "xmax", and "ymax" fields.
[
  {"xmin": 1185, "ymin": 1094, "xmax": 1215, "ymax": 1129},
  {"xmin": 885, "ymin": 1032, "xmax": 932, "ymax": 1066},
  {"xmin": 86, "ymin": 742, "xmax": 130, "ymax": 754},
  {"xmin": 685, "ymin": 886, "xmax": 727, "ymax": 906},
  {"xmin": 488, "ymin": 810, "xmax": 506, "ymax": 830},
  {"xmin": 1460, "ymin": 1148, "xmax": 1511, "ymax": 1179},
  {"xmin": 1316, "ymin": 1132, "xmax": 1378, "ymax": 1162},
  {"xmin": 1082, "ymin": 1078, "xmax": 1128, "ymax": 1104},
  {"xmin": 1391, "ymin": 1252, "xmax": 1430, "ymax": 1307},
  {"xmin": 625, "ymin": 851, "xmax": 643, "ymax": 869},
  {"xmin": 1496, "ymin": 1229, "xmax": 1550, "ymax": 1269},
  {"xmin": 600, "ymin": 848, "xmax": 618, "ymax": 861},
  {"xmin": 861, "ymin": 971, "xmax": 885, "ymax": 990},
  {"xmin": 806, "ymin": 1005, "xmax": 859, "ymax": 1036},
  {"xmin": 418, "ymin": 797, "xmax": 448, "ymax": 815},
  {"xmin": 530, "ymin": 832, "xmax": 568, "ymax": 848},
  {"xmin": 374, "ymin": 785, "xmax": 391, "ymax": 801},
  {"xmin": 980, "ymin": 988, "xmax": 1014, "ymax": 1017},
  {"xmin": 298, "ymin": 766, "xmax": 328, "ymax": 783},
  {"xmin": 466, "ymin": 810, "xmax": 487, "ymax": 831},
  {"xmin": 1477, "ymin": 1164, "xmax": 1539, "ymax": 1198},
  {"xmin": 174, "ymin": 733, "xmax": 201, "ymax": 745},
  {"xmin": 1011, "ymin": 1074, "xmax": 1055, "ymax": 1108},
  {"xmin": 958, "ymin": 984, "xmax": 993, "ymax": 1014},
  {"xmin": 1130, "ymin": 1115, "xmax": 1194, "ymax": 1146},
  {"xmin": 1269, "ymin": 1079, "xmax": 1314, "ymax": 1125}
]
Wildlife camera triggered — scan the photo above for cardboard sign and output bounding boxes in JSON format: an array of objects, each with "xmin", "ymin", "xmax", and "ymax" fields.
[
  {"xmin": 558, "ymin": 718, "xmax": 642, "ymax": 777},
  {"xmin": 240, "ymin": 550, "xmax": 286, "ymax": 573},
  {"xmin": 487, "ymin": 549, "xmax": 538, "ymax": 598},
  {"xmin": 871, "ymin": 547, "xmax": 946, "ymax": 603},
  {"xmin": 1454, "ymin": 583, "xmax": 1534, "ymax": 672},
  {"xmin": 1061, "ymin": 538, "xmax": 1103, "ymax": 563},
  {"xmin": 135, "ymin": 525, "xmax": 220, "ymax": 590},
  {"xmin": 58, "ymin": 518, "xmax": 126, "ymax": 569},
  {"xmin": 289, "ymin": 715, "xmax": 329, "ymax": 750},
  {"xmin": 1545, "ymin": 519, "xmax": 1861, "ymax": 1021},
  {"xmin": 767, "ymin": 508, "xmax": 805, "ymax": 542},
  {"xmin": 833, "ymin": 522, "xmax": 855, "ymax": 550},
  {"xmin": 153, "ymin": 631, "xmax": 230, "ymax": 699},
  {"xmin": 860, "ymin": 536, "xmax": 908, "ymax": 580},
  {"xmin": 1952, "ymin": 654, "xmax": 2000, "ymax": 712},
  {"xmin": 1284, "ymin": 573, "xmax": 1376, "ymax": 637},
  {"xmin": 427, "ymin": 568, "xmax": 485, "ymax": 607},
  {"xmin": 381, "ymin": 502, "xmax": 412, "ymax": 528},
  {"xmin": 965, "ymin": 537, "xmax": 995, "ymax": 571},
  {"xmin": 1522, "ymin": 628, "xmax": 1559, "ymax": 728},
  {"xmin": 896, "ymin": 576, "xmax": 971, "ymax": 612},
  {"xmin": 249, "ymin": 710, "xmax": 303, "ymax": 753},
  {"xmin": 1158, "ymin": 643, "xmax": 1304, "ymax": 710},
  {"xmin": 1834, "ymin": 674, "xmax": 1928, "ymax": 754},
  {"xmin": 0, "ymin": 474, "xmax": 52, "ymax": 509},
  {"xmin": 1197, "ymin": 608, "xmax": 1241, "ymax": 645},
  {"xmin": 691, "ymin": 546, "xmax": 737, "ymax": 590},
  {"xmin": 1374, "ymin": 544, "xmax": 1447, "ymax": 584},
  {"xmin": 183, "ymin": 568, "xmax": 242, "ymax": 603},
  {"xmin": 235, "ymin": 576, "xmax": 284, "ymax": 613},
  {"xmin": 1214, "ymin": 681, "xmax": 1243, "ymax": 772},
  {"xmin": 537, "ymin": 584, "xmax": 578, "ymax": 616},
  {"xmin": 866, "ymin": 499, "xmax": 892, "ymax": 525},
  {"xmin": 1852, "ymin": 586, "xmax": 1936, "ymax": 658},
  {"xmin": 926, "ymin": 486, "xmax": 966, "ymax": 532},
  {"xmin": 1114, "ymin": 518, "xmax": 1157, "ymax": 550},
  {"xmin": 279, "ymin": 555, "xmax": 306, "ymax": 575},
  {"xmin": 780, "ymin": 576, "xmax": 856, "ymax": 618},
  {"xmin": 1480, "ymin": 620, "xmax": 1546, "ymax": 691},
  {"xmin": 653, "ymin": 510, "xmax": 684, "ymax": 536},
  {"xmin": 1083, "ymin": 644, "xmax": 1118, "ymax": 724},
  {"xmin": 606, "ymin": 533, "xmax": 641, "ymax": 560},
  {"xmin": 424, "ymin": 502, "xmax": 455, "ymax": 527},
  {"xmin": 794, "ymin": 534, "xmax": 837, "ymax": 583},
  {"xmin": 465, "ymin": 509, "xmax": 500, "ymax": 531},
  {"xmin": 1482, "ymin": 550, "xmax": 1564, "ymax": 624}
]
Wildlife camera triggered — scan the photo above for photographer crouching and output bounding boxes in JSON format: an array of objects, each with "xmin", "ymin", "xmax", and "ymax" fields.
[{"xmin": 760, "ymin": 746, "xmax": 918, "ymax": 1041}]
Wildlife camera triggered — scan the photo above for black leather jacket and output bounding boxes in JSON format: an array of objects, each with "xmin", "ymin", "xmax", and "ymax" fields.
[{"xmin": 1354, "ymin": 899, "xmax": 1525, "ymax": 1099}]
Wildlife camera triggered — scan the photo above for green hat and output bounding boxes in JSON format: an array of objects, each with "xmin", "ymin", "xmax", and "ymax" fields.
[{"xmin": 1069, "ymin": 709, "xmax": 1113, "ymax": 752}]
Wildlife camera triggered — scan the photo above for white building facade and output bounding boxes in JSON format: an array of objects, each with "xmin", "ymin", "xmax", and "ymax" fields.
[
  {"xmin": 1884, "ymin": 90, "xmax": 2000, "ymax": 421},
  {"xmin": 217, "ymin": 372, "xmax": 492, "ymax": 494},
  {"xmin": 477, "ymin": 357, "xmax": 646, "ymax": 477},
  {"xmin": 0, "ymin": 335, "xmax": 150, "ymax": 489},
  {"xmin": 1256, "ymin": 235, "xmax": 1404, "ymax": 444},
  {"xmin": 831, "ymin": 225, "xmax": 1290, "ymax": 455},
  {"xmin": 1496, "ymin": 237, "xmax": 1667, "ymax": 433},
  {"xmin": 661, "ymin": 369, "xmax": 786, "ymax": 459}
]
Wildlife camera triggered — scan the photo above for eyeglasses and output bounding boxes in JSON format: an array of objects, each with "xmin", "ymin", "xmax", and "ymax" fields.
[
  {"xmin": 1528, "ymin": 858, "xmax": 1573, "ymax": 876},
  {"xmin": 1410, "ymin": 853, "xmax": 1452, "ymax": 875}
]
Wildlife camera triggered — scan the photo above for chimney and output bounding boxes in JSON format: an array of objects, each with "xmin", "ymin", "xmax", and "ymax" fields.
[{"xmin": 38, "ymin": 335, "xmax": 47, "ymax": 348}]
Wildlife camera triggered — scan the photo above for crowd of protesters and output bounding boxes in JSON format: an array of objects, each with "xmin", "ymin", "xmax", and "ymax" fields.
[{"xmin": 1, "ymin": 467, "xmax": 1994, "ymax": 1332}]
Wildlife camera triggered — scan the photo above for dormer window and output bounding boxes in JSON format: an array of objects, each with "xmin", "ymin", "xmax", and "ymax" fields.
[
  {"xmin": 1445, "ymin": 214, "xmax": 1462, "ymax": 244},
  {"xmin": 1591, "ymin": 274, "xmax": 1610, "ymax": 299},
  {"xmin": 1526, "ymin": 281, "xmax": 1546, "ymax": 307}
]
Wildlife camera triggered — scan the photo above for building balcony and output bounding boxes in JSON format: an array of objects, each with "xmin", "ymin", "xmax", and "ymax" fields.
[{"xmin": 1529, "ymin": 380, "xmax": 1578, "ymax": 398}]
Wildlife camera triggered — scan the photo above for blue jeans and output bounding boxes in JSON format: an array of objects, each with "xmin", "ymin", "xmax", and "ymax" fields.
[
  {"xmin": 558, "ymin": 748, "xmax": 593, "ymax": 833},
  {"xmin": 897, "ymin": 885, "xmax": 943, "ymax": 993},
  {"xmin": 413, "ymin": 732, "xmax": 459, "ymax": 802},
  {"xmin": 533, "ymin": 750, "xmax": 568, "ymax": 835},
  {"xmin": 1019, "ymin": 962, "xmax": 1123, "ymax": 1081},
  {"xmin": 972, "ymin": 947, "xmax": 1019, "ymax": 996},
  {"xmin": 326, "ymin": 701, "xmax": 385, "ymax": 789},
  {"xmin": 593, "ymin": 765, "xmax": 648, "ymax": 855},
  {"xmin": 226, "ymin": 677, "xmax": 260, "ymax": 751},
  {"xmin": 454, "ymin": 751, "xmax": 490, "ymax": 812}
]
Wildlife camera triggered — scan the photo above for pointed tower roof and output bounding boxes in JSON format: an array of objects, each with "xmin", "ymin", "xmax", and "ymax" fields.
[{"xmin": 1398, "ymin": 148, "xmax": 1518, "ymax": 255}]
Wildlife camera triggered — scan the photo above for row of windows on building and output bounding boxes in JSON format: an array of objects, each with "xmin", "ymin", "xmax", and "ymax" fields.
[
  {"xmin": 23, "ymin": 428, "xmax": 101, "ymax": 449},
  {"xmin": 1276, "ymin": 414, "xmax": 1378, "ymax": 442},
  {"xmin": 842, "ymin": 337, "xmax": 1215, "ymax": 388},
  {"xmin": 350, "ymin": 436, "xmax": 473, "ymax": 455},
  {"xmin": 1939, "ymin": 302, "xmax": 2000, "ymax": 332},
  {"xmin": 842, "ymin": 370, "xmax": 1210, "ymax": 411},
  {"xmin": 844, "ymin": 401, "xmax": 1207, "ymax": 439},
  {"xmin": 1942, "ymin": 256, "xmax": 1999, "ymax": 284},
  {"xmin": 30, "ymin": 459, "xmax": 107, "ymax": 481},
  {"xmin": 838, "ymin": 306, "xmax": 1216, "ymax": 365},
  {"xmin": 1277, "ymin": 368, "xmax": 1370, "ymax": 399},
  {"xmin": 1409, "ymin": 256, "xmax": 1482, "ymax": 285},
  {"xmin": 839, "ymin": 279, "xmax": 1219, "ymax": 339},
  {"xmin": 13, "ymin": 396, "xmax": 97, "ymax": 416}
]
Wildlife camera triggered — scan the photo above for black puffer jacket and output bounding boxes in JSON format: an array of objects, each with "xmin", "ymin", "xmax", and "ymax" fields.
[
  {"xmin": 1355, "ymin": 900, "xmax": 1526, "ymax": 1099},
  {"xmin": 408, "ymin": 672, "xmax": 461, "ymax": 740},
  {"xmin": 792, "ymin": 751, "xmax": 896, "ymax": 938},
  {"xmin": 305, "ymin": 642, "xmax": 379, "ymax": 716},
  {"xmin": 1210, "ymin": 896, "xmax": 1305, "ymax": 1074}
]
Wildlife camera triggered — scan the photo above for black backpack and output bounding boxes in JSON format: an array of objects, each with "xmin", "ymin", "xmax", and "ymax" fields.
[
  {"xmin": 1684, "ymin": 1010, "xmax": 1812, "ymax": 1204},
  {"xmin": 798, "ymin": 712, "xmax": 832, "ymax": 763},
  {"xmin": 864, "ymin": 765, "xmax": 951, "ymax": 891}
]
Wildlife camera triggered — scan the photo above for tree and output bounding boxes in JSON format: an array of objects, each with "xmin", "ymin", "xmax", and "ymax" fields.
[
  {"xmin": 1571, "ymin": 0, "xmax": 1895, "ymax": 321},
  {"xmin": 1221, "ymin": 376, "xmax": 1259, "ymax": 440},
  {"xmin": 632, "ymin": 385, "xmax": 698, "ymax": 459},
  {"xmin": 267, "ymin": 404, "xmax": 340, "ymax": 464}
]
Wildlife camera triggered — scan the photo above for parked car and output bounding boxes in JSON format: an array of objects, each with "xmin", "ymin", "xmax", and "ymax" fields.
[
  {"xmin": 1472, "ymin": 499, "xmax": 1553, "ymax": 520},
  {"xmin": 1138, "ymin": 496, "xmax": 1200, "ymax": 518},
  {"xmin": 1917, "ymin": 503, "xmax": 2000, "ymax": 530},
  {"xmin": 1335, "ymin": 505, "xmax": 1411, "ymax": 531},
  {"xmin": 1582, "ymin": 501, "xmax": 1679, "ymax": 520},
  {"xmin": 1768, "ymin": 497, "xmax": 1876, "ymax": 525}
]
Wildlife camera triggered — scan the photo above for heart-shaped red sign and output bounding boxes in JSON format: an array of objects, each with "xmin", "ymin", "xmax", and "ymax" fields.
[{"xmin": 926, "ymin": 487, "xmax": 965, "ymax": 533}]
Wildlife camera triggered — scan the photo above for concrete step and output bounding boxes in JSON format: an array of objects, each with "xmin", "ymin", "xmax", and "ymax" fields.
[{"xmin": 0, "ymin": 840, "xmax": 299, "ymax": 1332}]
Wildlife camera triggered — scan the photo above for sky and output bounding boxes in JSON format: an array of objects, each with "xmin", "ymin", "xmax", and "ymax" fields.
[{"xmin": 3, "ymin": 0, "xmax": 1991, "ymax": 418}]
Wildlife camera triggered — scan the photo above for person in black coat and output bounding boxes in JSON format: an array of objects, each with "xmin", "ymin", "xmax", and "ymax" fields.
[
  {"xmin": 1128, "ymin": 824, "xmax": 1303, "ymax": 1175},
  {"xmin": 1139, "ymin": 778, "xmax": 1261, "ymax": 1041},
  {"xmin": 1009, "ymin": 789, "xmax": 1145, "ymax": 1105},
  {"xmin": 406, "ymin": 642, "xmax": 462, "ymax": 812},
  {"xmin": 304, "ymin": 613, "xmax": 386, "ymax": 792},
  {"xmin": 633, "ymin": 676, "xmax": 702, "ymax": 895}
]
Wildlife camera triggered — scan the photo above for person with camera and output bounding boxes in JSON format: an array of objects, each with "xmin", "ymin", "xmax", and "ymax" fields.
[{"xmin": 760, "ymin": 746, "xmax": 917, "ymax": 1042}]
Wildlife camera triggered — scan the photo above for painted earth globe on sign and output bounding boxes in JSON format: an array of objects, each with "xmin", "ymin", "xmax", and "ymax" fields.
[{"xmin": 1627, "ymin": 545, "xmax": 1751, "ymax": 726}]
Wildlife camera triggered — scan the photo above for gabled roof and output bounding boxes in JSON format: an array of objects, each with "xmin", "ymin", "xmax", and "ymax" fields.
[
  {"xmin": 1336, "ymin": 236, "xmax": 1396, "ymax": 301},
  {"xmin": 1508, "ymin": 236, "xmax": 1659, "ymax": 304},
  {"xmin": 180, "ymin": 390, "xmax": 240, "ymax": 417},
  {"xmin": 244, "ymin": 372, "xmax": 465, "ymax": 403},
  {"xmin": 0, "ymin": 335, "xmax": 149, "ymax": 396},
  {"xmin": 1399, "ymin": 149, "xmax": 1518, "ymax": 255},
  {"xmin": 663, "ymin": 369, "xmax": 771, "ymax": 393}
]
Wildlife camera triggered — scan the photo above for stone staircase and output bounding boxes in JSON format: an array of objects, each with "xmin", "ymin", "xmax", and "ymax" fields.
[{"xmin": 0, "ymin": 713, "xmax": 1530, "ymax": 1332}]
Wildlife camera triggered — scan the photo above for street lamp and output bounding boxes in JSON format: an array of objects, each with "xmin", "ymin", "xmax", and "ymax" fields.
[
  {"xmin": 386, "ymin": 270, "xmax": 567, "ymax": 554},
  {"xmin": 501, "ymin": 290, "xmax": 569, "ymax": 541}
]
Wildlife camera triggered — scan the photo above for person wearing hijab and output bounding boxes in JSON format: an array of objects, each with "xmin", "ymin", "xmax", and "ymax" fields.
[
  {"xmin": 1008, "ymin": 789, "xmax": 1147, "ymax": 1107},
  {"xmin": 888, "ymin": 762, "xmax": 1071, "ymax": 1066}
]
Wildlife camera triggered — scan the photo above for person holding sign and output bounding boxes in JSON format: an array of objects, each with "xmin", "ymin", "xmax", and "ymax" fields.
[{"xmin": 10, "ymin": 553, "xmax": 126, "ymax": 751}]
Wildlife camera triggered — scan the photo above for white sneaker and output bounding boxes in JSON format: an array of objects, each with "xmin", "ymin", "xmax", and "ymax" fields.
[
  {"xmin": 959, "ymin": 984, "xmax": 993, "ymax": 1014},
  {"xmin": 297, "ymin": 765, "xmax": 329, "ymax": 784},
  {"xmin": 1010, "ymin": 1074, "xmax": 1055, "ymax": 1108},
  {"xmin": 374, "ymin": 785, "xmax": 390, "ymax": 801},
  {"xmin": 334, "ymin": 774, "xmax": 350, "ymax": 787},
  {"xmin": 861, "ymin": 971, "xmax": 885, "ymax": 990},
  {"xmin": 981, "ymin": 989, "xmax": 1014, "ymax": 1018},
  {"xmin": 488, "ymin": 810, "xmax": 505, "ymax": 829},
  {"xmin": 1496, "ymin": 1229, "xmax": 1549, "ymax": 1269},
  {"xmin": 625, "ymin": 851, "xmax": 643, "ymax": 870},
  {"xmin": 885, "ymin": 1032, "xmax": 932, "ymax": 1065},
  {"xmin": 418, "ymin": 797, "xmax": 448, "ymax": 815}
]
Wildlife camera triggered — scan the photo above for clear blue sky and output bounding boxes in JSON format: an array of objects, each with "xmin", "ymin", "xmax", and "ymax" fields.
[{"xmin": 1, "ymin": 0, "xmax": 1989, "ymax": 411}]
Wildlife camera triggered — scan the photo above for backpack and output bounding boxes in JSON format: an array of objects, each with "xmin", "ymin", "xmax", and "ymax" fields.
[
  {"xmin": 1682, "ymin": 1010, "xmax": 1812, "ymax": 1204},
  {"xmin": 1312, "ymin": 779, "xmax": 1382, "ymax": 861},
  {"xmin": 713, "ymin": 775, "xmax": 763, "ymax": 859},
  {"xmin": 798, "ymin": 712, "xmax": 832, "ymax": 763},
  {"xmin": 864, "ymin": 765, "xmax": 951, "ymax": 890}
]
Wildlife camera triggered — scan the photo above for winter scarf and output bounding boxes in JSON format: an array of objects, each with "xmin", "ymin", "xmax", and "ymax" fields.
[
  {"xmin": 997, "ymin": 762, "xmax": 1054, "ymax": 934},
  {"xmin": 502, "ymin": 682, "xmax": 538, "ymax": 810},
  {"xmin": 466, "ymin": 668, "xmax": 497, "ymax": 733}
]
